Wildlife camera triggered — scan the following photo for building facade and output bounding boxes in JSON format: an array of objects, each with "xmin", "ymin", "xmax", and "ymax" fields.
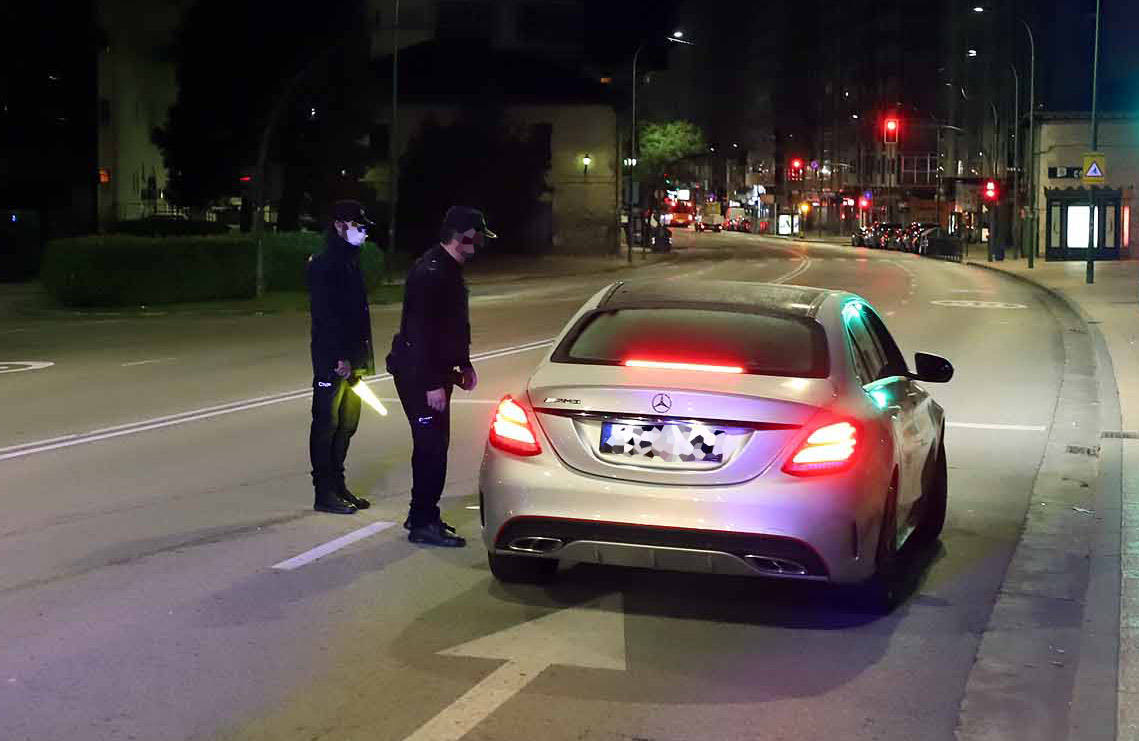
[
  {"xmin": 94, "ymin": 0, "xmax": 181, "ymax": 229},
  {"xmin": 1032, "ymin": 113, "xmax": 1136, "ymax": 260}
]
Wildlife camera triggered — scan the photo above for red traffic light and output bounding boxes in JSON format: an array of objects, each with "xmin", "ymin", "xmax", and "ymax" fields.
[
  {"xmin": 983, "ymin": 180, "xmax": 998, "ymax": 201},
  {"xmin": 239, "ymin": 176, "xmax": 252, "ymax": 182},
  {"xmin": 883, "ymin": 118, "xmax": 899, "ymax": 144},
  {"xmin": 790, "ymin": 158, "xmax": 803, "ymax": 169},
  {"xmin": 858, "ymin": 197, "xmax": 870, "ymax": 209}
]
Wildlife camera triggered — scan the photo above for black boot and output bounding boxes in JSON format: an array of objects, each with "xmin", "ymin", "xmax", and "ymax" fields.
[
  {"xmin": 338, "ymin": 486, "xmax": 371, "ymax": 509},
  {"xmin": 408, "ymin": 521, "xmax": 466, "ymax": 547},
  {"xmin": 314, "ymin": 491, "xmax": 356, "ymax": 514}
]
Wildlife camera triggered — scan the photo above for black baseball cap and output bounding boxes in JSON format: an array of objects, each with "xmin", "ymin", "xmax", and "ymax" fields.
[
  {"xmin": 441, "ymin": 206, "xmax": 497, "ymax": 239},
  {"xmin": 331, "ymin": 200, "xmax": 375, "ymax": 227}
]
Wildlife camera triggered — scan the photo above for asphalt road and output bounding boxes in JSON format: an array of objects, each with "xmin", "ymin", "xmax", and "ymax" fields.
[{"xmin": 0, "ymin": 231, "xmax": 1080, "ymax": 740}]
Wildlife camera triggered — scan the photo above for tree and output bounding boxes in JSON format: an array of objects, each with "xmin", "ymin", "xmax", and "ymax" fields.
[
  {"xmin": 637, "ymin": 120, "xmax": 706, "ymax": 183},
  {"xmin": 395, "ymin": 108, "xmax": 550, "ymax": 255},
  {"xmin": 153, "ymin": 0, "xmax": 375, "ymax": 220}
]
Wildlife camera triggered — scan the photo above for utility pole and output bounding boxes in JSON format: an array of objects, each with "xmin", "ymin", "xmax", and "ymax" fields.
[
  {"xmin": 1087, "ymin": 0, "xmax": 1101, "ymax": 284},
  {"xmin": 1011, "ymin": 64, "xmax": 1020, "ymax": 261},
  {"xmin": 1020, "ymin": 19, "xmax": 1036, "ymax": 268},
  {"xmin": 387, "ymin": 0, "xmax": 400, "ymax": 262}
]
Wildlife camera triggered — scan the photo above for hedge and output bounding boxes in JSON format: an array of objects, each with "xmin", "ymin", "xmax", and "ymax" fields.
[
  {"xmin": 114, "ymin": 218, "xmax": 231, "ymax": 237},
  {"xmin": 41, "ymin": 232, "xmax": 385, "ymax": 307}
]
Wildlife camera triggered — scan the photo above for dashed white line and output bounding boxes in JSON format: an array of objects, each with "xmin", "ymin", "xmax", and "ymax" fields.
[
  {"xmin": 272, "ymin": 520, "xmax": 397, "ymax": 570},
  {"xmin": 121, "ymin": 357, "xmax": 178, "ymax": 367},
  {"xmin": 947, "ymin": 422, "xmax": 1047, "ymax": 432}
]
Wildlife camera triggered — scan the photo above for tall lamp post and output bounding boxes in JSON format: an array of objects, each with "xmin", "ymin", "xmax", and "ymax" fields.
[
  {"xmin": 1086, "ymin": 0, "xmax": 1101, "ymax": 284},
  {"xmin": 387, "ymin": 0, "xmax": 400, "ymax": 262},
  {"xmin": 628, "ymin": 30, "xmax": 693, "ymax": 263},
  {"xmin": 1020, "ymin": 18, "xmax": 1036, "ymax": 268}
]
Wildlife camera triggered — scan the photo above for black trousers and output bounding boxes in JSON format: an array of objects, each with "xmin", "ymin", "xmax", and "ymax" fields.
[
  {"xmin": 309, "ymin": 375, "xmax": 361, "ymax": 498},
  {"xmin": 394, "ymin": 373, "xmax": 452, "ymax": 528}
]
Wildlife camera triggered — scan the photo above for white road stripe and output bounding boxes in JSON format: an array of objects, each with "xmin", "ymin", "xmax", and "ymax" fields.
[
  {"xmin": 271, "ymin": 520, "xmax": 397, "ymax": 570},
  {"xmin": 948, "ymin": 422, "xmax": 1047, "ymax": 431},
  {"xmin": 121, "ymin": 357, "xmax": 177, "ymax": 367},
  {"xmin": 0, "ymin": 339, "xmax": 556, "ymax": 462}
]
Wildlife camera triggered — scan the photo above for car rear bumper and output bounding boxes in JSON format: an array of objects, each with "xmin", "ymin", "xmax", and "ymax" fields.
[{"xmin": 479, "ymin": 446, "xmax": 888, "ymax": 584}]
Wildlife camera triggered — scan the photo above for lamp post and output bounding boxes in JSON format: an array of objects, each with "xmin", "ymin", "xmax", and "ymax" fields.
[
  {"xmin": 1086, "ymin": 0, "xmax": 1101, "ymax": 284},
  {"xmin": 387, "ymin": 0, "xmax": 400, "ymax": 261},
  {"xmin": 1010, "ymin": 64, "xmax": 1020, "ymax": 260},
  {"xmin": 628, "ymin": 30, "xmax": 692, "ymax": 263},
  {"xmin": 1020, "ymin": 18, "xmax": 1036, "ymax": 268}
]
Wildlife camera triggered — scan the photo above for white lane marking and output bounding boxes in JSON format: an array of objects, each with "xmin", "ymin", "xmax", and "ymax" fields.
[
  {"xmin": 121, "ymin": 357, "xmax": 177, "ymax": 367},
  {"xmin": 272, "ymin": 520, "xmax": 397, "ymax": 570},
  {"xmin": 0, "ymin": 361, "xmax": 54, "ymax": 375},
  {"xmin": 403, "ymin": 596, "xmax": 625, "ymax": 741},
  {"xmin": 771, "ymin": 255, "xmax": 812, "ymax": 284},
  {"xmin": 932, "ymin": 300, "xmax": 1027, "ymax": 309},
  {"xmin": 0, "ymin": 339, "xmax": 555, "ymax": 462},
  {"xmin": 948, "ymin": 422, "xmax": 1047, "ymax": 431}
]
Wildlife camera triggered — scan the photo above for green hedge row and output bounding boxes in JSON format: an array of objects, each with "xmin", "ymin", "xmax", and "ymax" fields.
[{"xmin": 41, "ymin": 232, "xmax": 384, "ymax": 307}]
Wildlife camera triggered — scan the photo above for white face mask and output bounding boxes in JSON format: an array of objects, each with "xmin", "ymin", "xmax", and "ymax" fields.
[{"xmin": 345, "ymin": 226, "xmax": 366, "ymax": 246}]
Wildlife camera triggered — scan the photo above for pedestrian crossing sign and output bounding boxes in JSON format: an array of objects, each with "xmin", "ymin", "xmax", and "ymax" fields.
[{"xmin": 1083, "ymin": 152, "xmax": 1106, "ymax": 183}]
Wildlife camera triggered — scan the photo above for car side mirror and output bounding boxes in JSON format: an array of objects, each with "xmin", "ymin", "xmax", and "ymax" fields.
[{"xmin": 912, "ymin": 352, "xmax": 953, "ymax": 383}]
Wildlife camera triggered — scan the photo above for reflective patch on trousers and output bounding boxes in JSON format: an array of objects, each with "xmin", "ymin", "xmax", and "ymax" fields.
[{"xmin": 417, "ymin": 416, "xmax": 434, "ymax": 425}]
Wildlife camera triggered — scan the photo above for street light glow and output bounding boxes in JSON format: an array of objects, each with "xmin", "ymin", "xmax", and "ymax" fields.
[
  {"xmin": 851, "ymin": 114, "xmax": 859, "ymax": 119},
  {"xmin": 973, "ymin": 6, "xmax": 984, "ymax": 11},
  {"xmin": 967, "ymin": 49, "xmax": 978, "ymax": 57},
  {"xmin": 673, "ymin": 30, "xmax": 684, "ymax": 38}
]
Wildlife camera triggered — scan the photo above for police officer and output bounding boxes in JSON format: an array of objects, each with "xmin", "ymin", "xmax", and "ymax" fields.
[
  {"xmin": 307, "ymin": 200, "xmax": 376, "ymax": 514},
  {"xmin": 386, "ymin": 206, "xmax": 496, "ymax": 546}
]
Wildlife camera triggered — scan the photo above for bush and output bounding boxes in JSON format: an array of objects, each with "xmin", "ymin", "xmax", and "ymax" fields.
[
  {"xmin": 114, "ymin": 217, "xmax": 231, "ymax": 237},
  {"xmin": 40, "ymin": 232, "xmax": 385, "ymax": 307}
]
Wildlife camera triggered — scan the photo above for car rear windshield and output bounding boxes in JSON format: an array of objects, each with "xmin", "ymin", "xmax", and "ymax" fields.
[{"xmin": 553, "ymin": 308, "xmax": 829, "ymax": 378}]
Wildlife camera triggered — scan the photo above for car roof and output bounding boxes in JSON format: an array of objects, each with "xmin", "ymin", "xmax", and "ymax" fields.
[{"xmin": 599, "ymin": 280, "xmax": 833, "ymax": 319}]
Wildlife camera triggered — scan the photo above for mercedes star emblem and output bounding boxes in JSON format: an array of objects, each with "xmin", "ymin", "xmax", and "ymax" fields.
[{"xmin": 651, "ymin": 393, "xmax": 672, "ymax": 414}]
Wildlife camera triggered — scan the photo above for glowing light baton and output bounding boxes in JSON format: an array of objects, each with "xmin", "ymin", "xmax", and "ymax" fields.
[{"xmin": 348, "ymin": 377, "xmax": 388, "ymax": 416}]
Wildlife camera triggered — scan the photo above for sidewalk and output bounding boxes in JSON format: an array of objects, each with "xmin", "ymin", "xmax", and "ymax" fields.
[{"xmin": 959, "ymin": 252, "xmax": 1138, "ymax": 740}]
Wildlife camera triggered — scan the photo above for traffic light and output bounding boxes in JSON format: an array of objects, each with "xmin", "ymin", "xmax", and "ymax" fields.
[
  {"xmin": 790, "ymin": 158, "xmax": 803, "ymax": 170},
  {"xmin": 788, "ymin": 158, "xmax": 804, "ymax": 181},
  {"xmin": 883, "ymin": 118, "xmax": 899, "ymax": 144},
  {"xmin": 858, "ymin": 197, "xmax": 870, "ymax": 210},
  {"xmin": 983, "ymin": 180, "xmax": 998, "ymax": 201}
]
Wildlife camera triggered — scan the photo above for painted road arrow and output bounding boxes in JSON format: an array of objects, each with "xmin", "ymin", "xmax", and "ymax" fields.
[{"xmin": 403, "ymin": 594, "xmax": 626, "ymax": 741}]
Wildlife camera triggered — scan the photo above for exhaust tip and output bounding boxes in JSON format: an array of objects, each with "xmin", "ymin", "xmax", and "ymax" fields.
[
  {"xmin": 744, "ymin": 555, "xmax": 809, "ymax": 576},
  {"xmin": 508, "ymin": 536, "xmax": 564, "ymax": 554}
]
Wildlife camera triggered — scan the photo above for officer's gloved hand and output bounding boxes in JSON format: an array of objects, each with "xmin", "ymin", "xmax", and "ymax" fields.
[
  {"xmin": 334, "ymin": 360, "xmax": 352, "ymax": 379},
  {"xmin": 458, "ymin": 367, "xmax": 478, "ymax": 391},
  {"xmin": 426, "ymin": 387, "xmax": 448, "ymax": 412}
]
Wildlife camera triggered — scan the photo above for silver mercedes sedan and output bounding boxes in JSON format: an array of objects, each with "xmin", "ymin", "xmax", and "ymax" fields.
[{"xmin": 478, "ymin": 280, "xmax": 952, "ymax": 609}]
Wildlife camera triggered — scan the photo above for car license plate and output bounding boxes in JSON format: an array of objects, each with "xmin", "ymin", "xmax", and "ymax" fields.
[{"xmin": 599, "ymin": 420, "xmax": 744, "ymax": 464}]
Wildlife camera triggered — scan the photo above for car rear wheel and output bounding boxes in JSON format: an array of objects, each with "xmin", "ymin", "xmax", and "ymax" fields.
[
  {"xmin": 853, "ymin": 476, "xmax": 901, "ymax": 613},
  {"xmin": 912, "ymin": 439, "xmax": 948, "ymax": 546},
  {"xmin": 488, "ymin": 552, "xmax": 558, "ymax": 584}
]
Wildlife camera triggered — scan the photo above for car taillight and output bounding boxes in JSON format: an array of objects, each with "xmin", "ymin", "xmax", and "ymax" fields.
[
  {"xmin": 782, "ymin": 421, "xmax": 859, "ymax": 476},
  {"xmin": 489, "ymin": 395, "xmax": 541, "ymax": 456}
]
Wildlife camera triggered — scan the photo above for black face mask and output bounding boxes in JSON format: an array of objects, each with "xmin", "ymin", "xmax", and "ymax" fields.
[{"xmin": 458, "ymin": 231, "xmax": 484, "ymax": 260}]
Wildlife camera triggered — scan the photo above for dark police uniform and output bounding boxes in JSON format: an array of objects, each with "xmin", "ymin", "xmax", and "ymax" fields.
[
  {"xmin": 386, "ymin": 244, "xmax": 472, "ymax": 529},
  {"xmin": 308, "ymin": 228, "xmax": 374, "ymax": 509}
]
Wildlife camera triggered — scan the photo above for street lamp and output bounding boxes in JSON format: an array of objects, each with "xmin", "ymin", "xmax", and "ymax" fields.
[
  {"xmin": 629, "ymin": 29, "xmax": 693, "ymax": 262},
  {"xmin": 582, "ymin": 154, "xmax": 592, "ymax": 175},
  {"xmin": 1020, "ymin": 18, "xmax": 1036, "ymax": 267}
]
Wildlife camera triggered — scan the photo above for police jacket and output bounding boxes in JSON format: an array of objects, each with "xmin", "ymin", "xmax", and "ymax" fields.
[
  {"xmin": 386, "ymin": 244, "xmax": 472, "ymax": 389},
  {"xmin": 307, "ymin": 232, "xmax": 374, "ymax": 378}
]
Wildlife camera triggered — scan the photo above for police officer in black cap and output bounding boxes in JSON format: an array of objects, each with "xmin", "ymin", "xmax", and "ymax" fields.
[
  {"xmin": 386, "ymin": 206, "xmax": 496, "ymax": 546},
  {"xmin": 307, "ymin": 200, "xmax": 376, "ymax": 514}
]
